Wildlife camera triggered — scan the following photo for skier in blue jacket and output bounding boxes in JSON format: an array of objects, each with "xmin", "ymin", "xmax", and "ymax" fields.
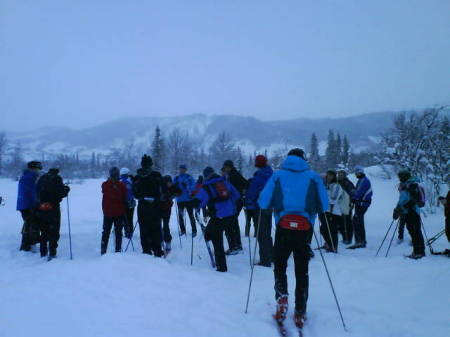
[
  {"xmin": 17, "ymin": 161, "xmax": 42, "ymax": 251},
  {"xmin": 348, "ymin": 165, "xmax": 372, "ymax": 249},
  {"xmin": 245, "ymin": 154, "xmax": 274, "ymax": 266},
  {"xmin": 120, "ymin": 168, "xmax": 136, "ymax": 238},
  {"xmin": 174, "ymin": 164, "xmax": 197, "ymax": 236},
  {"xmin": 195, "ymin": 167, "xmax": 240, "ymax": 272},
  {"xmin": 258, "ymin": 149, "xmax": 328, "ymax": 329}
]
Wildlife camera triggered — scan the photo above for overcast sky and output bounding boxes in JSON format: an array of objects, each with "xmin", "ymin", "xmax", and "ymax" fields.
[{"xmin": 1, "ymin": 0, "xmax": 449, "ymax": 131}]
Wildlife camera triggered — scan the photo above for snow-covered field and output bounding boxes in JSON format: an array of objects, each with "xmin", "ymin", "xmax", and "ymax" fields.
[{"xmin": 0, "ymin": 170, "xmax": 448, "ymax": 337}]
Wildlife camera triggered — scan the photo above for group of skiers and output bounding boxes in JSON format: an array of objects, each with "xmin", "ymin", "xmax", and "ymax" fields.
[{"xmin": 14, "ymin": 149, "xmax": 449, "ymax": 330}]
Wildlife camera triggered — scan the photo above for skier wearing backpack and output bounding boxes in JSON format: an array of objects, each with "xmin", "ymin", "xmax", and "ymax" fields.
[
  {"xmin": 258, "ymin": 150, "xmax": 328, "ymax": 329},
  {"xmin": 393, "ymin": 170, "xmax": 425, "ymax": 259},
  {"xmin": 36, "ymin": 167, "xmax": 70, "ymax": 258},
  {"xmin": 348, "ymin": 166, "xmax": 372, "ymax": 249},
  {"xmin": 132, "ymin": 155, "xmax": 166, "ymax": 257},
  {"xmin": 337, "ymin": 169, "xmax": 355, "ymax": 244},
  {"xmin": 222, "ymin": 160, "xmax": 248, "ymax": 255},
  {"xmin": 245, "ymin": 155, "xmax": 274, "ymax": 266},
  {"xmin": 120, "ymin": 168, "xmax": 136, "ymax": 239},
  {"xmin": 101, "ymin": 167, "xmax": 127, "ymax": 254},
  {"xmin": 174, "ymin": 165, "xmax": 197, "ymax": 237},
  {"xmin": 17, "ymin": 161, "xmax": 42, "ymax": 252},
  {"xmin": 195, "ymin": 166, "xmax": 240, "ymax": 272}
]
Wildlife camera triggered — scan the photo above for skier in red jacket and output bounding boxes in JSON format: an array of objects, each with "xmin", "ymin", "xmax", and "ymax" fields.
[{"xmin": 101, "ymin": 167, "xmax": 128, "ymax": 254}]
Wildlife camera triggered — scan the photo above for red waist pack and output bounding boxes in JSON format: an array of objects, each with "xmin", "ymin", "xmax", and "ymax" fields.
[
  {"xmin": 278, "ymin": 214, "xmax": 311, "ymax": 231},
  {"xmin": 38, "ymin": 202, "xmax": 54, "ymax": 211}
]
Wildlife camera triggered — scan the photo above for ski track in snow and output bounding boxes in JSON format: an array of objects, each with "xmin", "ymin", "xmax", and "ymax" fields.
[{"xmin": 0, "ymin": 171, "xmax": 448, "ymax": 337}]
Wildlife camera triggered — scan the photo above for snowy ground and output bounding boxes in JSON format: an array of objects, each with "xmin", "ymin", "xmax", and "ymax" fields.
[{"xmin": 0, "ymin": 170, "xmax": 448, "ymax": 337}]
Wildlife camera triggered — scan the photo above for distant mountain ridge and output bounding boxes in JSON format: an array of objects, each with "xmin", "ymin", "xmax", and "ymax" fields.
[{"xmin": 7, "ymin": 111, "xmax": 398, "ymax": 158}]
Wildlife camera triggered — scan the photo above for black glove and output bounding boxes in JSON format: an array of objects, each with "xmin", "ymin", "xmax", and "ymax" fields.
[{"xmin": 393, "ymin": 208, "xmax": 400, "ymax": 220}]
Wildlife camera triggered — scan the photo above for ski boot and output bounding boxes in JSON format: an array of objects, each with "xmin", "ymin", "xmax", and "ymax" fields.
[
  {"xmin": 274, "ymin": 295, "xmax": 288, "ymax": 323},
  {"xmin": 294, "ymin": 311, "xmax": 306, "ymax": 329},
  {"xmin": 405, "ymin": 252, "xmax": 425, "ymax": 260}
]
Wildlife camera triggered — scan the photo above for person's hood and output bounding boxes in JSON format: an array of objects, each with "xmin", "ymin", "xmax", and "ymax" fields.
[{"xmin": 281, "ymin": 155, "xmax": 309, "ymax": 173}]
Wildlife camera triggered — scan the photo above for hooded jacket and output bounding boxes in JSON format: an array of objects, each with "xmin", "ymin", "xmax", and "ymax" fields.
[
  {"xmin": 195, "ymin": 174, "xmax": 240, "ymax": 218},
  {"xmin": 396, "ymin": 177, "xmax": 421, "ymax": 215},
  {"xmin": 16, "ymin": 170, "xmax": 39, "ymax": 211},
  {"xmin": 353, "ymin": 174, "xmax": 372, "ymax": 207},
  {"xmin": 245, "ymin": 165, "xmax": 273, "ymax": 210},
  {"xmin": 258, "ymin": 155, "xmax": 329, "ymax": 225}
]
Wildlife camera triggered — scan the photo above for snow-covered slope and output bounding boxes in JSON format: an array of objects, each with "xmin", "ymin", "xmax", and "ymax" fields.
[{"xmin": 0, "ymin": 171, "xmax": 448, "ymax": 337}]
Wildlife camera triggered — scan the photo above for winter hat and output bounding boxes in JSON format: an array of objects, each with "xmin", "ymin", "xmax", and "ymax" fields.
[
  {"xmin": 398, "ymin": 169, "xmax": 411, "ymax": 183},
  {"xmin": 354, "ymin": 165, "xmax": 365, "ymax": 174},
  {"xmin": 120, "ymin": 167, "xmax": 130, "ymax": 176},
  {"xmin": 179, "ymin": 164, "xmax": 187, "ymax": 170},
  {"xmin": 48, "ymin": 168, "xmax": 60, "ymax": 175},
  {"xmin": 203, "ymin": 166, "xmax": 215, "ymax": 180},
  {"xmin": 255, "ymin": 155, "xmax": 268, "ymax": 168},
  {"xmin": 288, "ymin": 148, "xmax": 306, "ymax": 160},
  {"xmin": 223, "ymin": 160, "xmax": 234, "ymax": 168},
  {"xmin": 141, "ymin": 154, "xmax": 153, "ymax": 168},
  {"xmin": 27, "ymin": 161, "xmax": 42, "ymax": 170},
  {"xmin": 109, "ymin": 167, "xmax": 120, "ymax": 179}
]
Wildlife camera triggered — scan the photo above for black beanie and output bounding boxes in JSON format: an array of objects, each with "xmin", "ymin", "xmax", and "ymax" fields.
[{"xmin": 141, "ymin": 154, "xmax": 153, "ymax": 168}]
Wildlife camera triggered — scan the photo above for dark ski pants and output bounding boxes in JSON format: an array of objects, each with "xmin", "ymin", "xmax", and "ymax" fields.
[
  {"xmin": 320, "ymin": 213, "xmax": 339, "ymax": 252},
  {"xmin": 274, "ymin": 226, "xmax": 312, "ymax": 315},
  {"xmin": 339, "ymin": 214, "xmax": 353, "ymax": 243},
  {"xmin": 38, "ymin": 208, "xmax": 61, "ymax": 257},
  {"xmin": 162, "ymin": 215, "xmax": 172, "ymax": 243},
  {"xmin": 177, "ymin": 201, "xmax": 197, "ymax": 234},
  {"xmin": 20, "ymin": 209, "xmax": 40, "ymax": 251},
  {"xmin": 137, "ymin": 202, "xmax": 163, "ymax": 257},
  {"xmin": 256, "ymin": 209, "xmax": 273, "ymax": 265},
  {"xmin": 205, "ymin": 216, "xmax": 233, "ymax": 272},
  {"xmin": 245, "ymin": 209, "xmax": 258, "ymax": 237},
  {"xmin": 353, "ymin": 205, "xmax": 368, "ymax": 245},
  {"xmin": 225, "ymin": 200, "xmax": 243, "ymax": 250},
  {"xmin": 124, "ymin": 207, "xmax": 135, "ymax": 238},
  {"xmin": 446, "ymin": 217, "xmax": 450, "ymax": 243},
  {"xmin": 405, "ymin": 212, "xmax": 425, "ymax": 255},
  {"xmin": 398, "ymin": 216, "xmax": 406, "ymax": 240},
  {"xmin": 101, "ymin": 216, "xmax": 124, "ymax": 254}
]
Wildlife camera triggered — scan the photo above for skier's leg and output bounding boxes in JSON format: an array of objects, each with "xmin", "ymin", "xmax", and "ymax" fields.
[
  {"xmin": 20, "ymin": 209, "xmax": 32, "ymax": 251},
  {"xmin": 292, "ymin": 230, "xmax": 311, "ymax": 315},
  {"xmin": 48, "ymin": 209, "xmax": 61, "ymax": 257},
  {"xmin": 39, "ymin": 217, "xmax": 49, "ymax": 257},
  {"xmin": 113, "ymin": 217, "xmax": 123, "ymax": 252},
  {"xmin": 208, "ymin": 218, "xmax": 227, "ymax": 271},
  {"xmin": 257, "ymin": 209, "xmax": 273, "ymax": 265},
  {"xmin": 273, "ymin": 226, "xmax": 292, "ymax": 300},
  {"xmin": 186, "ymin": 203, "xmax": 197, "ymax": 235},
  {"xmin": 138, "ymin": 204, "xmax": 152, "ymax": 254},
  {"xmin": 150, "ymin": 211, "xmax": 164, "ymax": 257},
  {"xmin": 406, "ymin": 212, "xmax": 425, "ymax": 255},
  {"xmin": 178, "ymin": 202, "xmax": 186, "ymax": 234},
  {"xmin": 101, "ymin": 216, "xmax": 113, "ymax": 254}
]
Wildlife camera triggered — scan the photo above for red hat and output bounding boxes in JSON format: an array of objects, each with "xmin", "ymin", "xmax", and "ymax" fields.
[{"xmin": 255, "ymin": 155, "xmax": 268, "ymax": 168}]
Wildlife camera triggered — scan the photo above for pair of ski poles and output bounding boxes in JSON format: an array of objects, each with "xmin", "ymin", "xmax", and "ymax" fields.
[{"xmin": 244, "ymin": 210, "xmax": 347, "ymax": 332}]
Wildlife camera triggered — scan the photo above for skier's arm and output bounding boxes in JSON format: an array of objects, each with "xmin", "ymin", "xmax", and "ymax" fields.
[
  {"xmin": 195, "ymin": 187, "xmax": 210, "ymax": 209},
  {"xmin": 258, "ymin": 175, "xmax": 276, "ymax": 210}
]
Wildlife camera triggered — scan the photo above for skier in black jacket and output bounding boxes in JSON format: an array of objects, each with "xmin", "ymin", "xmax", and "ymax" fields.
[
  {"xmin": 132, "ymin": 155, "xmax": 166, "ymax": 257},
  {"xmin": 36, "ymin": 168, "xmax": 70, "ymax": 258},
  {"xmin": 222, "ymin": 160, "xmax": 248, "ymax": 254}
]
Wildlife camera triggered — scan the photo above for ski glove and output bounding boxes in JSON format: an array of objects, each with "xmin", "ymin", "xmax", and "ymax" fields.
[{"xmin": 393, "ymin": 208, "xmax": 400, "ymax": 220}]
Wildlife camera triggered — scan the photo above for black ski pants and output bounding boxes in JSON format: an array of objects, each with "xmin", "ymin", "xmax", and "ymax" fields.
[
  {"xmin": 405, "ymin": 211, "xmax": 425, "ymax": 255},
  {"xmin": 20, "ymin": 209, "xmax": 41, "ymax": 251},
  {"xmin": 177, "ymin": 201, "xmax": 197, "ymax": 234},
  {"xmin": 101, "ymin": 216, "xmax": 124, "ymax": 254},
  {"xmin": 38, "ymin": 207, "xmax": 61, "ymax": 256},
  {"xmin": 162, "ymin": 214, "xmax": 172, "ymax": 243},
  {"xmin": 274, "ymin": 226, "xmax": 312, "ymax": 315},
  {"xmin": 320, "ymin": 213, "xmax": 339, "ymax": 252},
  {"xmin": 398, "ymin": 216, "xmax": 406, "ymax": 240},
  {"xmin": 225, "ymin": 199, "xmax": 243, "ymax": 249},
  {"xmin": 353, "ymin": 205, "xmax": 368, "ymax": 245},
  {"xmin": 339, "ymin": 213, "xmax": 353, "ymax": 243},
  {"xmin": 256, "ymin": 209, "xmax": 273, "ymax": 265},
  {"xmin": 245, "ymin": 208, "xmax": 258, "ymax": 237},
  {"xmin": 124, "ymin": 207, "xmax": 135, "ymax": 238},
  {"xmin": 205, "ymin": 216, "xmax": 233, "ymax": 272},
  {"xmin": 137, "ymin": 202, "xmax": 163, "ymax": 257}
]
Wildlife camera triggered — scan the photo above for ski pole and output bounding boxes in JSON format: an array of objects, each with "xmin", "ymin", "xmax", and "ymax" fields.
[
  {"xmin": 174, "ymin": 201, "xmax": 183, "ymax": 248},
  {"xmin": 420, "ymin": 219, "xmax": 433, "ymax": 254},
  {"xmin": 124, "ymin": 219, "xmax": 138, "ymax": 253},
  {"xmin": 385, "ymin": 220, "xmax": 400, "ymax": 258},
  {"xmin": 66, "ymin": 196, "xmax": 73, "ymax": 260},
  {"xmin": 190, "ymin": 228, "xmax": 194, "ymax": 266},
  {"xmin": 244, "ymin": 208, "xmax": 262, "ymax": 314},
  {"xmin": 312, "ymin": 229, "xmax": 347, "ymax": 331},
  {"xmin": 427, "ymin": 229, "xmax": 445, "ymax": 245},
  {"xmin": 375, "ymin": 219, "xmax": 396, "ymax": 257}
]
